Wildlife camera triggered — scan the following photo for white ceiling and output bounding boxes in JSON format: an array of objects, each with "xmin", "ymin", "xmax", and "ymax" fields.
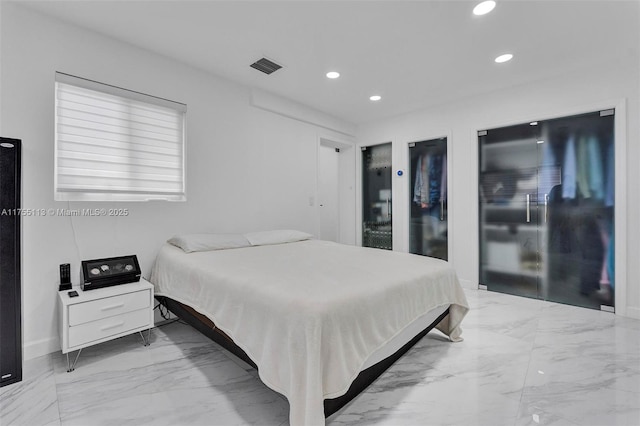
[{"xmin": 14, "ymin": 0, "xmax": 640, "ymax": 124}]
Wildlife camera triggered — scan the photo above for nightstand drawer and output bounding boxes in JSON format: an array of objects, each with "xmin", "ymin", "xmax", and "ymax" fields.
[
  {"xmin": 69, "ymin": 289, "xmax": 150, "ymax": 326},
  {"xmin": 68, "ymin": 308, "xmax": 150, "ymax": 348}
]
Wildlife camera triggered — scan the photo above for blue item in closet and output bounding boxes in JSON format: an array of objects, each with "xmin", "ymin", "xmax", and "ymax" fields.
[
  {"xmin": 605, "ymin": 142, "xmax": 614, "ymax": 207},
  {"xmin": 576, "ymin": 135, "xmax": 591, "ymax": 198},
  {"xmin": 607, "ymin": 231, "xmax": 615, "ymax": 289},
  {"xmin": 538, "ymin": 140, "xmax": 557, "ymax": 200},
  {"xmin": 562, "ymin": 136, "xmax": 577, "ymax": 199},
  {"xmin": 587, "ymin": 135, "xmax": 604, "ymax": 200},
  {"xmin": 428, "ymin": 154, "xmax": 442, "ymax": 205},
  {"xmin": 440, "ymin": 153, "xmax": 447, "ymax": 202}
]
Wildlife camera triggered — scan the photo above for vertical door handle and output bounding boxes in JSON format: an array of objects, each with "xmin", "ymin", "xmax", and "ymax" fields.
[
  {"xmin": 544, "ymin": 193, "xmax": 548, "ymax": 223},
  {"xmin": 386, "ymin": 198, "xmax": 391, "ymax": 219},
  {"xmin": 440, "ymin": 199, "xmax": 444, "ymax": 221},
  {"xmin": 526, "ymin": 194, "xmax": 531, "ymax": 223}
]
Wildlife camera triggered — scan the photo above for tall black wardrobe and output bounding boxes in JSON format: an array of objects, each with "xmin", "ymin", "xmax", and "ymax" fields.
[{"xmin": 0, "ymin": 137, "xmax": 21, "ymax": 387}]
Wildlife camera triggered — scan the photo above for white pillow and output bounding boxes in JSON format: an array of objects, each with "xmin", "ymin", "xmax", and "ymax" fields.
[
  {"xmin": 244, "ymin": 230, "xmax": 313, "ymax": 246},
  {"xmin": 168, "ymin": 233, "xmax": 251, "ymax": 253}
]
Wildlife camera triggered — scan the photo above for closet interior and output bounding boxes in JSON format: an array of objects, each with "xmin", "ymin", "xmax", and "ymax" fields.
[
  {"xmin": 409, "ymin": 137, "xmax": 448, "ymax": 261},
  {"xmin": 362, "ymin": 143, "xmax": 392, "ymax": 250}
]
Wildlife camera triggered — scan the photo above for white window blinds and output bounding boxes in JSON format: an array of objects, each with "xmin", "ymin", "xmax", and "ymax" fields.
[{"xmin": 55, "ymin": 72, "xmax": 186, "ymax": 201}]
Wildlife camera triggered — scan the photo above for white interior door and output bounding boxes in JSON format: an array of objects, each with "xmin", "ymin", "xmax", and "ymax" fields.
[{"xmin": 318, "ymin": 145, "xmax": 340, "ymax": 242}]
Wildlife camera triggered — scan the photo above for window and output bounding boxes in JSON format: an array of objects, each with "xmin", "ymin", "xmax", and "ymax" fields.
[{"xmin": 55, "ymin": 72, "xmax": 186, "ymax": 201}]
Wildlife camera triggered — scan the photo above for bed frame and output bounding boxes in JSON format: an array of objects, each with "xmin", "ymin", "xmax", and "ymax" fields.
[{"xmin": 156, "ymin": 296, "xmax": 450, "ymax": 417}]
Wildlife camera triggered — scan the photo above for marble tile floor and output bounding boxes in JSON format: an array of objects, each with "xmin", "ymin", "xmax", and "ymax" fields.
[{"xmin": 2, "ymin": 288, "xmax": 640, "ymax": 426}]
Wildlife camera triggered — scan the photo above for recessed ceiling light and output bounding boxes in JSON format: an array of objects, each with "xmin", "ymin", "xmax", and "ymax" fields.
[
  {"xmin": 495, "ymin": 53, "xmax": 513, "ymax": 63},
  {"xmin": 473, "ymin": 1, "xmax": 496, "ymax": 16},
  {"xmin": 369, "ymin": 95, "xmax": 382, "ymax": 101},
  {"xmin": 537, "ymin": 140, "xmax": 545, "ymax": 144},
  {"xmin": 530, "ymin": 121, "xmax": 538, "ymax": 126},
  {"xmin": 326, "ymin": 71, "xmax": 340, "ymax": 79}
]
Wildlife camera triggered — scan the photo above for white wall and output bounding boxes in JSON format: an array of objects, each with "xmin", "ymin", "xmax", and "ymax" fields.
[
  {"xmin": 0, "ymin": 3, "xmax": 354, "ymax": 359},
  {"xmin": 356, "ymin": 58, "xmax": 640, "ymax": 317}
]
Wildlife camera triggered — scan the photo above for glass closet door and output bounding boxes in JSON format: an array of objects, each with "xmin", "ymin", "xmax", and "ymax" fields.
[
  {"xmin": 409, "ymin": 138, "xmax": 448, "ymax": 260},
  {"xmin": 479, "ymin": 124, "xmax": 541, "ymax": 299},
  {"xmin": 479, "ymin": 110, "xmax": 615, "ymax": 311},
  {"xmin": 541, "ymin": 111, "xmax": 615, "ymax": 310},
  {"xmin": 362, "ymin": 143, "xmax": 392, "ymax": 250}
]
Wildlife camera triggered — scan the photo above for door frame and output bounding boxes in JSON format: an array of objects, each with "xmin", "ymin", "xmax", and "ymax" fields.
[
  {"xmin": 472, "ymin": 98, "xmax": 627, "ymax": 315},
  {"xmin": 405, "ymin": 134, "xmax": 453, "ymax": 263},
  {"xmin": 316, "ymin": 135, "xmax": 355, "ymax": 244}
]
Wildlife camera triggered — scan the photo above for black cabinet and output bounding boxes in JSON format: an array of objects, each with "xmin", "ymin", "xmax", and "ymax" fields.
[{"xmin": 0, "ymin": 137, "xmax": 21, "ymax": 387}]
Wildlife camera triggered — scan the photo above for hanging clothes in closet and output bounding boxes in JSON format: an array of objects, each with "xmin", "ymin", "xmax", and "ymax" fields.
[
  {"xmin": 415, "ymin": 153, "xmax": 443, "ymax": 244},
  {"xmin": 562, "ymin": 135, "xmax": 577, "ymax": 200},
  {"xmin": 587, "ymin": 135, "xmax": 604, "ymax": 200},
  {"xmin": 440, "ymin": 153, "xmax": 447, "ymax": 203},
  {"xmin": 551, "ymin": 128, "xmax": 614, "ymax": 305},
  {"xmin": 413, "ymin": 153, "xmax": 430, "ymax": 207},
  {"xmin": 413, "ymin": 153, "xmax": 446, "ymax": 208},
  {"xmin": 411, "ymin": 144, "xmax": 448, "ymax": 261}
]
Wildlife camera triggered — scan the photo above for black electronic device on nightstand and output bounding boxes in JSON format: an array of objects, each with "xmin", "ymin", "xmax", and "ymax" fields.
[
  {"xmin": 59, "ymin": 263, "xmax": 72, "ymax": 291},
  {"xmin": 81, "ymin": 255, "xmax": 141, "ymax": 291}
]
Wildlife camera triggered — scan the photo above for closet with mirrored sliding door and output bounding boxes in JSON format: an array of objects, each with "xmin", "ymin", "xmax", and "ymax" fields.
[{"xmin": 479, "ymin": 110, "xmax": 615, "ymax": 311}]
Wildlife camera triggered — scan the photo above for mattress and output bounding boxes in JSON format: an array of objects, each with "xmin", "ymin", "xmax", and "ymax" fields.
[{"xmin": 150, "ymin": 239, "xmax": 469, "ymax": 425}]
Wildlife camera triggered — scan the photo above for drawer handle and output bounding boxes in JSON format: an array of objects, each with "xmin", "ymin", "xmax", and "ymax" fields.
[
  {"xmin": 100, "ymin": 321, "xmax": 125, "ymax": 331},
  {"xmin": 101, "ymin": 303, "xmax": 125, "ymax": 311}
]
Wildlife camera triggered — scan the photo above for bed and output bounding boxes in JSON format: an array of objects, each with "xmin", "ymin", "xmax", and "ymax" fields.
[{"xmin": 150, "ymin": 231, "xmax": 469, "ymax": 425}]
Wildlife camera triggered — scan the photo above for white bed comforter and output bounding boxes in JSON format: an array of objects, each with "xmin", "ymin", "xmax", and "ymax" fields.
[{"xmin": 150, "ymin": 240, "xmax": 469, "ymax": 425}]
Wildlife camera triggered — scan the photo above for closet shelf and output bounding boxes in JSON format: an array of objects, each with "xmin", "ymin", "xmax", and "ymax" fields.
[
  {"xmin": 483, "ymin": 267, "xmax": 538, "ymax": 279},
  {"xmin": 483, "ymin": 224, "xmax": 539, "ymax": 232}
]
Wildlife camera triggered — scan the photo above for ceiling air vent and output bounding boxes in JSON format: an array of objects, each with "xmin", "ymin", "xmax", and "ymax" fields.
[{"xmin": 250, "ymin": 57, "xmax": 282, "ymax": 75}]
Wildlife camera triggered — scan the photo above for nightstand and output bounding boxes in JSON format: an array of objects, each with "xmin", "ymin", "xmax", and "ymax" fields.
[{"xmin": 58, "ymin": 278, "xmax": 154, "ymax": 372}]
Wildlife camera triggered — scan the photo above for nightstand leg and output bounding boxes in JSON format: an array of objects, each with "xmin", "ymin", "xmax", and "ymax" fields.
[
  {"xmin": 66, "ymin": 349, "xmax": 82, "ymax": 372},
  {"xmin": 138, "ymin": 329, "xmax": 151, "ymax": 346}
]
